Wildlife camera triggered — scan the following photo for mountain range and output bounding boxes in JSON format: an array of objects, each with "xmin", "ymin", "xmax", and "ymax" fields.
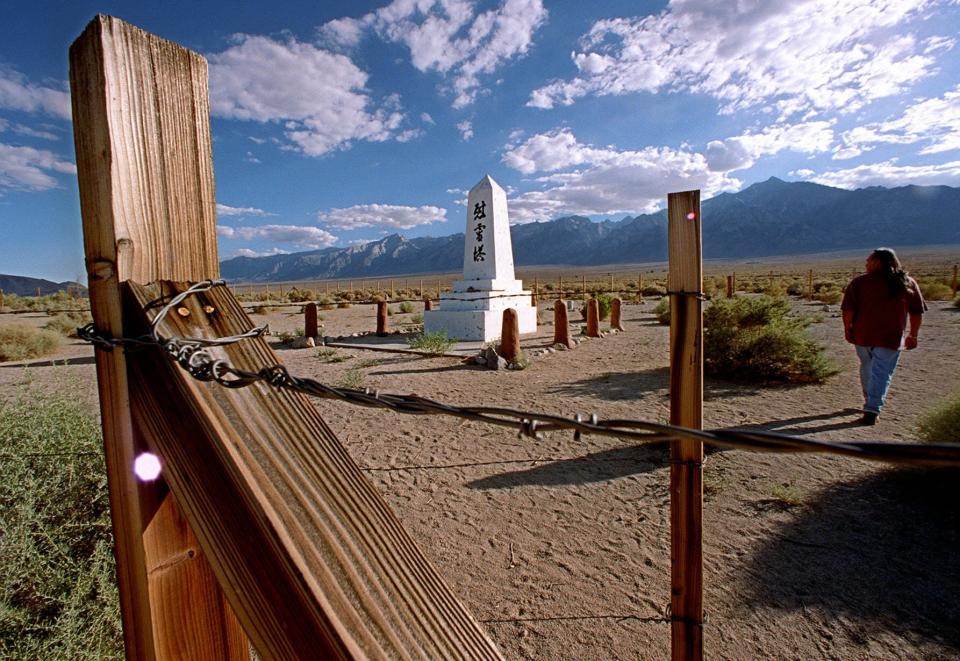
[
  {"xmin": 0, "ymin": 274, "xmax": 86, "ymax": 297},
  {"xmin": 222, "ymin": 177, "xmax": 960, "ymax": 282}
]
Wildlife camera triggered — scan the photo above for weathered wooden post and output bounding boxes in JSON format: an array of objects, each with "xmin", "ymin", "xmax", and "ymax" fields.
[
  {"xmin": 305, "ymin": 302, "xmax": 319, "ymax": 339},
  {"xmin": 582, "ymin": 274, "xmax": 587, "ymax": 301},
  {"xmin": 424, "ymin": 297, "xmax": 433, "ymax": 311},
  {"xmin": 71, "ymin": 16, "xmax": 248, "ymax": 659},
  {"xmin": 390, "ymin": 279, "xmax": 395, "ymax": 298},
  {"xmin": 667, "ymin": 190, "xmax": 704, "ymax": 661},
  {"xmin": 807, "ymin": 269, "xmax": 814, "ymax": 300},
  {"xmin": 726, "ymin": 275, "xmax": 733, "ymax": 298},
  {"xmin": 500, "ymin": 308, "xmax": 521, "ymax": 362},
  {"xmin": 610, "ymin": 298, "xmax": 624, "ymax": 331},
  {"xmin": 0, "ymin": 288, "xmax": 4, "ymax": 309},
  {"xmin": 558, "ymin": 274, "xmax": 563, "ymax": 298},
  {"xmin": 586, "ymin": 298, "xmax": 600, "ymax": 337},
  {"xmin": 951, "ymin": 264, "xmax": 958, "ymax": 294},
  {"xmin": 532, "ymin": 276, "xmax": 538, "ymax": 307},
  {"xmin": 610, "ymin": 272, "xmax": 614, "ymax": 293},
  {"xmin": 376, "ymin": 301, "xmax": 389, "ymax": 336},
  {"xmin": 437, "ymin": 278, "xmax": 441, "ymax": 299},
  {"xmin": 419, "ymin": 278, "xmax": 424, "ymax": 297},
  {"xmin": 553, "ymin": 299, "xmax": 573, "ymax": 348}
]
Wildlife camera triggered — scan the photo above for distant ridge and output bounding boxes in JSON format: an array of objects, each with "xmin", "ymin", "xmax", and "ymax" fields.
[
  {"xmin": 221, "ymin": 179, "xmax": 960, "ymax": 282},
  {"xmin": 0, "ymin": 274, "xmax": 87, "ymax": 297}
]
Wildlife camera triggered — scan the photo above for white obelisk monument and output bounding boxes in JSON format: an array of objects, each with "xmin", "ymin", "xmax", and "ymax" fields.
[{"xmin": 424, "ymin": 175, "xmax": 536, "ymax": 341}]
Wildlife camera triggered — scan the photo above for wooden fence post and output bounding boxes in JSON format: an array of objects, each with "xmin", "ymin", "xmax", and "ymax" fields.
[
  {"xmin": 667, "ymin": 190, "xmax": 704, "ymax": 661},
  {"xmin": 437, "ymin": 278, "xmax": 441, "ymax": 299},
  {"xmin": 305, "ymin": 302, "xmax": 319, "ymax": 339},
  {"xmin": 553, "ymin": 300, "xmax": 572, "ymax": 348},
  {"xmin": 558, "ymin": 275, "xmax": 563, "ymax": 298},
  {"xmin": 424, "ymin": 297, "xmax": 433, "ymax": 311},
  {"xmin": 952, "ymin": 265, "xmax": 958, "ymax": 294},
  {"xmin": 726, "ymin": 275, "xmax": 733, "ymax": 298},
  {"xmin": 610, "ymin": 298, "xmax": 624, "ymax": 331},
  {"xmin": 70, "ymin": 15, "xmax": 247, "ymax": 660},
  {"xmin": 582, "ymin": 275, "xmax": 587, "ymax": 300},
  {"xmin": 376, "ymin": 301, "xmax": 389, "ymax": 336},
  {"xmin": 808, "ymin": 269, "xmax": 814, "ymax": 300},
  {"xmin": 500, "ymin": 309, "xmax": 520, "ymax": 362},
  {"xmin": 0, "ymin": 288, "xmax": 4, "ymax": 309},
  {"xmin": 586, "ymin": 298, "xmax": 600, "ymax": 337},
  {"xmin": 419, "ymin": 278, "xmax": 423, "ymax": 297},
  {"xmin": 610, "ymin": 272, "xmax": 614, "ymax": 293}
]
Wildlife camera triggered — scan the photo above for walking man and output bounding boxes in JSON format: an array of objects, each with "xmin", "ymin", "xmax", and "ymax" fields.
[{"xmin": 841, "ymin": 248, "xmax": 927, "ymax": 425}]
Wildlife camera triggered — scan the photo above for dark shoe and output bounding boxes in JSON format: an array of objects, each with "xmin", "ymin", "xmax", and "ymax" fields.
[{"xmin": 858, "ymin": 412, "xmax": 878, "ymax": 426}]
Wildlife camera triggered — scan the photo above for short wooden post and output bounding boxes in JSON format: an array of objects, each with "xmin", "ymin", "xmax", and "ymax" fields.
[
  {"xmin": 610, "ymin": 272, "xmax": 614, "ymax": 293},
  {"xmin": 336, "ymin": 280, "xmax": 341, "ymax": 292},
  {"xmin": 637, "ymin": 273, "xmax": 644, "ymax": 303},
  {"xmin": 553, "ymin": 300, "xmax": 573, "ymax": 348},
  {"xmin": 419, "ymin": 279, "xmax": 424, "ymax": 297},
  {"xmin": 586, "ymin": 298, "xmax": 600, "ymax": 337},
  {"xmin": 376, "ymin": 301, "xmax": 389, "ymax": 336},
  {"xmin": 424, "ymin": 297, "xmax": 433, "ymax": 311},
  {"xmin": 582, "ymin": 274, "xmax": 587, "ymax": 300},
  {"xmin": 390, "ymin": 279, "xmax": 395, "ymax": 298},
  {"xmin": 305, "ymin": 302, "xmax": 319, "ymax": 338},
  {"xmin": 0, "ymin": 288, "xmax": 4, "ymax": 309},
  {"xmin": 499, "ymin": 309, "xmax": 521, "ymax": 362},
  {"xmin": 807, "ymin": 269, "xmax": 814, "ymax": 300},
  {"xmin": 437, "ymin": 279, "xmax": 442, "ymax": 299},
  {"xmin": 726, "ymin": 275, "xmax": 733, "ymax": 298},
  {"xmin": 558, "ymin": 275, "xmax": 563, "ymax": 298},
  {"xmin": 951, "ymin": 265, "xmax": 958, "ymax": 293},
  {"xmin": 610, "ymin": 298, "xmax": 624, "ymax": 331},
  {"xmin": 533, "ymin": 276, "xmax": 539, "ymax": 307},
  {"xmin": 667, "ymin": 190, "xmax": 704, "ymax": 661}
]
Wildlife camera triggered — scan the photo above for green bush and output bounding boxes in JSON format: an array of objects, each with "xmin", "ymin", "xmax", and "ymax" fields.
[
  {"xmin": 815, "ymin": 287, "xmax": 843, "ymax": 305},
  {"xmin": 0, "ymin": 324, "xmax": 62, "ymax": 362},
  {"xmin": 0, "ymin": 382, "xmax": 122, "ymax": 658},
  {"xmin": 917, "ymin": 391, "xmax": 960, "ymax": 443},
  {"xmin": 579, "ymin": 293, "xmax": 613, "ymax": 321},
  {"xmin": 399, "ymin": 301, "xmax": 415, "ymax": 314},
  {"xmin": 652, "ymin": 298, "xmax": 670, "ymax": 325},
  {"xmin": 406, "ymin": 329, "xmax": 455, "ymax": 355},
  {"xmin": 704, "ymin": 296, "xmax": 837, "ymax": 383}
]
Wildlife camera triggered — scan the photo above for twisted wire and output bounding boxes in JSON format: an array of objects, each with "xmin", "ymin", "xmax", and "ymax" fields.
[{"xmin": 77, "ymin": 280, "xmax": 960, "ymax": 468}]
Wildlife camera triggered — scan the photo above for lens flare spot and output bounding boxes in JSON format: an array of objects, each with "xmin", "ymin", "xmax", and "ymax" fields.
[
  {"xmin": 134, "ymin": 453, "xmax": 162, "ymax": 481},
  {"xmin": 686, "ymin": 211, "xmax": 696, "ymax": 220}
]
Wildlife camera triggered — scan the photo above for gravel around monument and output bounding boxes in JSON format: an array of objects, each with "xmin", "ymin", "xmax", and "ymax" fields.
[{"xmin": 2, "ymin": 295, "xmax": 958, "ymax": 660}]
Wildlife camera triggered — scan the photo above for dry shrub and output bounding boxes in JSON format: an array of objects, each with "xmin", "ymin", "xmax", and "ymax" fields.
[
  {"xmin": 815, "ymin": 286, "xmax": 843, "ymax": 305},
  {"xmin": 0, "ymin": 324, "xmax": 61, "ymax": 362},
  {"xmin": 0, "ymin": 381, "xmax": 121, "ymax": 658},
  {"xmin": 652, "ymin": 298, "xmax": 670, "ymax": 325},
  {"xmin": 704, "ymin": 296, "xmax": 837, "ymax": 383},
  {"xmin": 917, "ymin": 391, "xmax": 960, "ymax": 443},
  {"xmin": 580, "ymin": 293, "xmax": 612, "ymax": 321},
  {"xmin": 43, "ymin": 311, "xmax": 92, "ymax": 337},
  {"xmin": 918, "ymin": 279, "xmax": 954, "ymax": 301}
]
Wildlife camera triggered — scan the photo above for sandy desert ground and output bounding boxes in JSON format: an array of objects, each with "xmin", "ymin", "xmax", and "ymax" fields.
[{"xmin": 1, "ymin": 292, "xmax": 959, "ymax": 660}]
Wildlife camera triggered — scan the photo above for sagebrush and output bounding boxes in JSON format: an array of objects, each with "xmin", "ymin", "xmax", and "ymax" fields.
[
  {"xmin": 406, "ymin": 329, "xmax": 455, "ymax": 354},
  {"xmin": 704, "ymin": 296, "xmax": 837, "ymax": 383},
  {"xmin": 917, "ymin": 391, "xmax": 960, "ymax": 443},
  {"xmin": 0, "ymin": 324, "xmax": 61, "ymax": 362},
  {"xmin": 0, "ymin": 381, "xmax": 121, "ymax": 659}
]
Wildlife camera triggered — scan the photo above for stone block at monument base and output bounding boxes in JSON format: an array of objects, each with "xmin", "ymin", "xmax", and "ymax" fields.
[{"xmin": 424, "ymin": 175, "xmax": 537, "ymax": 342}]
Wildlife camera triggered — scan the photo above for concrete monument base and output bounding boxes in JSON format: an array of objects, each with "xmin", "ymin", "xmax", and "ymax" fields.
[{"xmin": 424, "ymin": 289, "xmax": 536, "ymax": 342}]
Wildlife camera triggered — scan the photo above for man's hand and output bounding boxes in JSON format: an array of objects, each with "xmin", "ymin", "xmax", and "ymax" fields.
[
  {"xmin": 844, "ymin": 327, "xmax": 855, "ymax": 344},
  {"xmin": 904, "ymin": 335, "xmax": 918, "ymax": 350}
]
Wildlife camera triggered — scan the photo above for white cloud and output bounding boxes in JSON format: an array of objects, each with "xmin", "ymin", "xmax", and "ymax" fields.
[
  {"xmin": 420, "ymin": 112, "xmax": 435, "ymax": 124},
  {"xmin": 501, "ymin": 129, "xmax": 740, "ymax": 222},
  {"xmin": 229, "ymin": 247, "xmax": 290, "ymax": 258},
  {"xmin": 528, "ymin": 0, "xmax": 950, "ymax": 119},
  {"xmin": 0, "ymin": 66, "xmax": 71, "ymax": 119},
  {"xmin": 805, "ymin": 159, "xmax": 960, "ymax": 188},
  {"xmin": 456, "ymin": 120, "xmax": 474, "ymax": 141},
  {"xmin": 395, "ymin": 128, "xmax": 424, "ymax": 142},
  {"xmin": 791, "ymin": 168, "xmax": 816, "ymax": 177},
  {"xmin": 217, "ymin": 224, "xmax": 338, "ymax": 249},
  {"xmin": 704, "ymin": 121, "xmax": 835, "ymax": 171},
  {"xmin": 0, "ymin": 142, "xmax": 75, "ymax": 191},
  {"xmin": 216, "ymin": 203, "xmax": 274, "ymax": 217},
  {"xmin": 837, "ymin": 84, "xmax": 960, "ymax": 157},
  {"xmin": 208, "ymin": 35, "xmax": 407, "ymax": 156},
  {"xmin": 318, "ymin": 203, "xmax": 447, "ymax": 230},
  {"xmin": 319, "ymin": 0, "xmax": 547, "ymax": 108},
  {"xmin": 7, "ymin": 123, "xmax": 59, "ymax": 140}
]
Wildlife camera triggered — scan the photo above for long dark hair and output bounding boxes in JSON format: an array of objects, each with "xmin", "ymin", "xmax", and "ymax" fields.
[{"xmin": 869, "ymin": 248, "xmax": 908, "ymax": 296}]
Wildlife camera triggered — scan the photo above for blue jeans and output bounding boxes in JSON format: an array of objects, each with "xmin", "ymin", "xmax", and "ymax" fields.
[{"xmin": 855, "ymin": 345, "xmax": 901, "ymax": 414}]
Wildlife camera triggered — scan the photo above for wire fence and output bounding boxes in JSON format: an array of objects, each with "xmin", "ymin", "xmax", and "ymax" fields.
[{"xmin": 73, "ymin": 280, "xmax": 960, "ymax": 468}]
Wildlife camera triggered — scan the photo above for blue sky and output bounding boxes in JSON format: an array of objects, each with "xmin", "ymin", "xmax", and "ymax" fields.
[{"xmin": 2, "ymin": 0, "xmax": 959, "ymax": 282}]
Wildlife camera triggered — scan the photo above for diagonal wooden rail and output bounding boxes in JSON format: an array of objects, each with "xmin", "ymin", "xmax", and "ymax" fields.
[{"xmin": 71, "ymin": 15, "xmax": 500, "ymax": 659}]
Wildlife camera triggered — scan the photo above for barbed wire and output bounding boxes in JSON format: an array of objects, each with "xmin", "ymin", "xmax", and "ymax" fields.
[{"xmin": 73, "ymin": 280, "xmax": 960, "ymax": 468}]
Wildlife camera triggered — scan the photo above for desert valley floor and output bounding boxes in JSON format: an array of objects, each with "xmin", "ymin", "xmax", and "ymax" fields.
[{"xmin": 2, "ymin": 295, "xmax": 959, "ymax": 660}]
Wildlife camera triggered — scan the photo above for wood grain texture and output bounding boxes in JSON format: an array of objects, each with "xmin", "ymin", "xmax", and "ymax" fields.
[
  {"xmin": 70, "ymin": 15, "xmax": 245, "ymax": 660},
  {"xmin": 666, "ymin": 190, "xmax": 704, "ymax": 661},
  {"xmin": 125, "ymin": 281, "xmax": 503, "ymax": 660}
]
